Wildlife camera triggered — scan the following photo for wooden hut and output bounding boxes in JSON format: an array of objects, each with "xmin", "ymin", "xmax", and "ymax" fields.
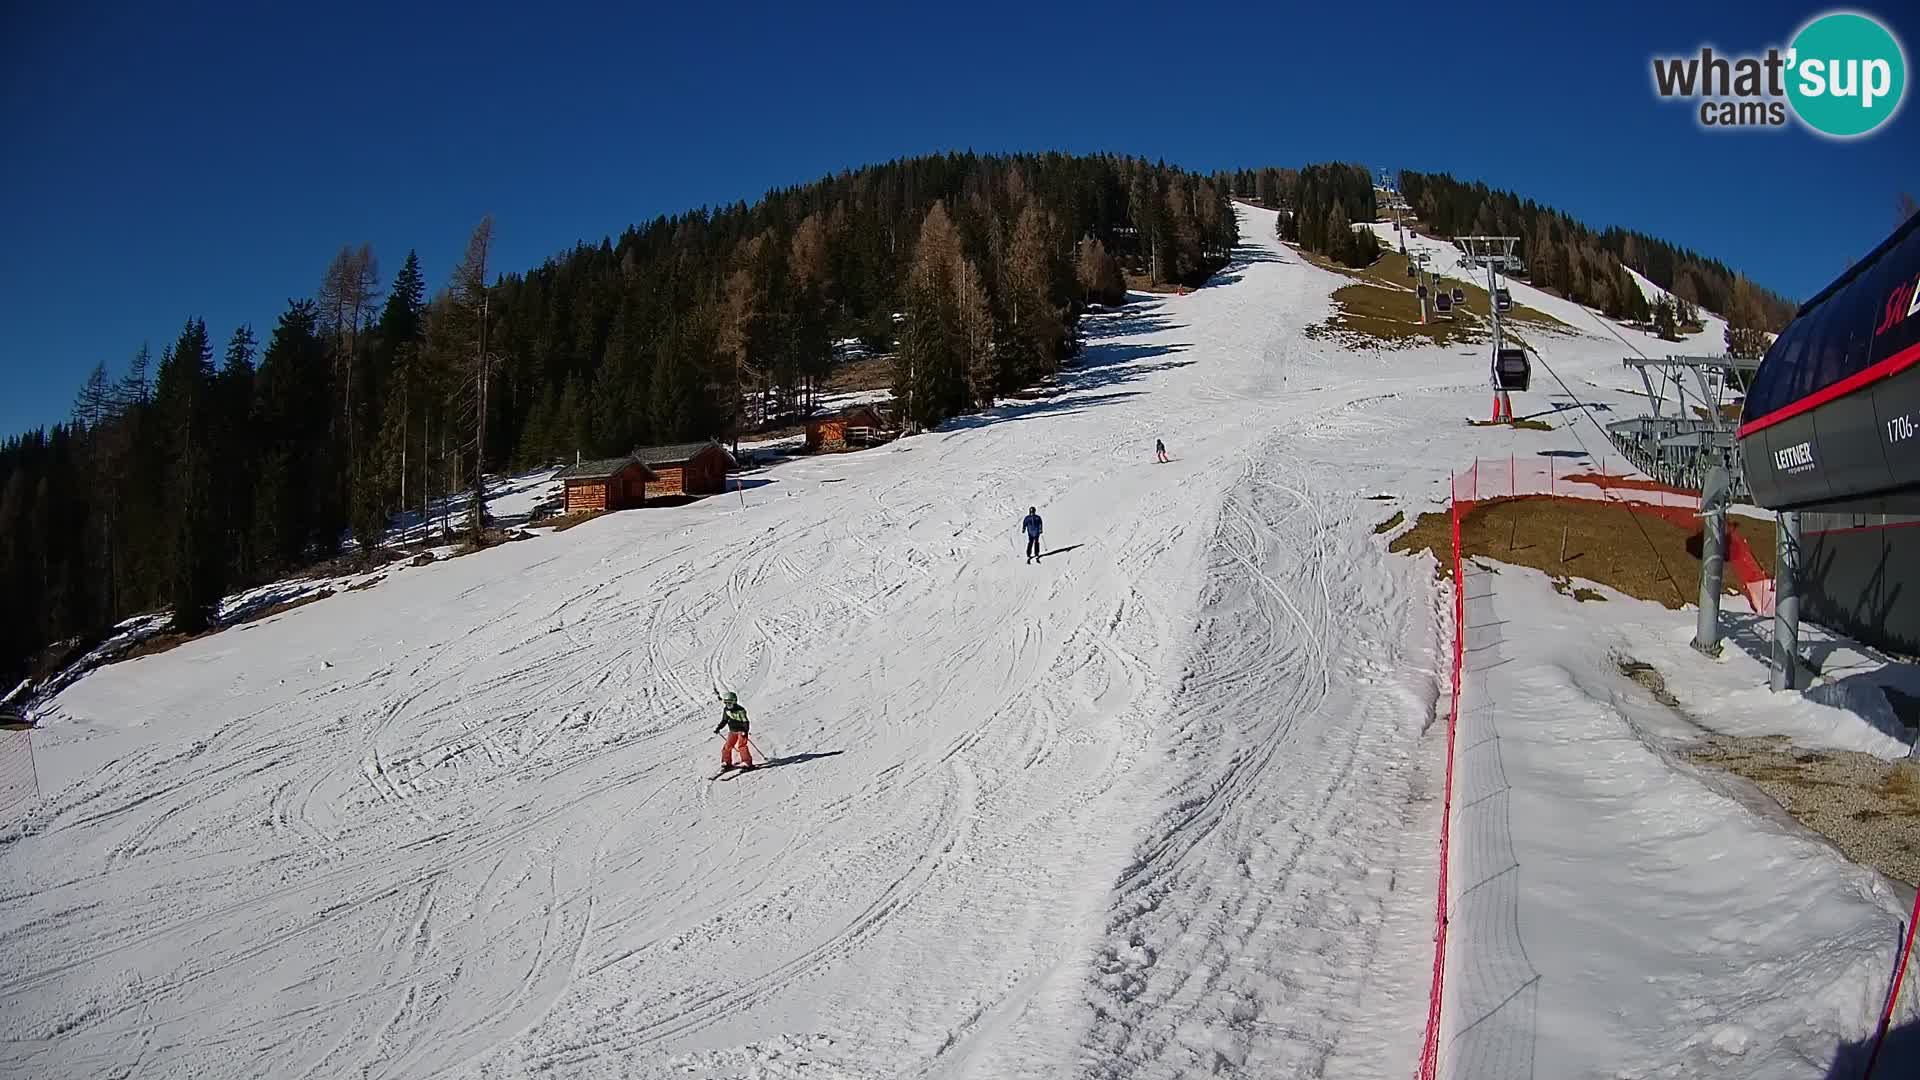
[
  {"xmin": 553, "ymin": 455, "xmax": 654, "ymax": 515},
  {"xmin": 637, "ymin": 440, "xmax": 735, "ymax": 498},
  {"xmin": 805, "ymin": 404, "xmax": 891, "ymax": 452}
]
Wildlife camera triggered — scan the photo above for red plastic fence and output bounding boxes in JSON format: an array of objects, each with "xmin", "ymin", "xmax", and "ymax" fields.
[
  {"xmin": 1415, "ymin": 478, "xmax": 1467, "ymax": 1080},
  {"xmin": 1448, "ymin": 457, "xmax": 1776, "ymax": 615},
  {"xmin": 1866, "ymin": 890, "xmax": 1920, "ymax": 1078}
]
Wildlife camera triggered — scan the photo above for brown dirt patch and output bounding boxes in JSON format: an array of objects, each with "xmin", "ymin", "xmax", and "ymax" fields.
[
  {"xmin": 1374, "ymin": 511, "xmax": 1405, "ymax": 535},
  {"xmin": 545, "ymin": 512, "xmax": 606, "ymax": 533},
  {"xmin": 1690, "ymin": 740, "xmax": 1920, "ymax": 886},
  {"xmin": 1388, "ymin": 495, "xmax": 1756, "ymax": 607},
  {"xmin": 824, "ymin": 354, "xmax": 894, "ymax": 395}
]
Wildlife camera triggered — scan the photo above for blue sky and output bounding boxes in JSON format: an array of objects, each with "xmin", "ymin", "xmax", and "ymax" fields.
[{"xmin": 3, "ymin": 1, "xmax": 1916, "ymax": 435}]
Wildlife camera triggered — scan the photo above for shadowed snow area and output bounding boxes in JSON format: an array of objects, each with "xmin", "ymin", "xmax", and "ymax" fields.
[{"xmin": 1, "ymin": 206, "xmax": 1907, "ymax": 1078}]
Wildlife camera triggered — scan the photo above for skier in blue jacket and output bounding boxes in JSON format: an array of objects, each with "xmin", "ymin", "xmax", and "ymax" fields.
[{"xmin": 1022, "ymin": 507, "xmax": 1044, "ymax": 563}]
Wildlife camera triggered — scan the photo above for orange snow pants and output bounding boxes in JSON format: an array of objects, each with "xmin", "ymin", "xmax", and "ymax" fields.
[{"xmin": 722, "ymin": 731, "xmax": 754, "ymax": 767}]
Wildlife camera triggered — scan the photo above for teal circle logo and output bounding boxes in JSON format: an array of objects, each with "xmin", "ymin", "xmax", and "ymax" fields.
[{"xmin": 1786, "ymin": 12, "xmax": 1906, "ymax": 137}]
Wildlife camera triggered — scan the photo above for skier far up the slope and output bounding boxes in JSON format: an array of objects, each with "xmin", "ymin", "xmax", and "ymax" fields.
[
  {"xmin": 1022, "ymin": 507, "xmax": 1044, "ymax": 564},
  {"xmin": 713, "ymin": 691, "xmax": 755, "ymax": 770},
  {"xmin": 1155, "ymin": 439, "xmax": 1169, "ymax": 464}
]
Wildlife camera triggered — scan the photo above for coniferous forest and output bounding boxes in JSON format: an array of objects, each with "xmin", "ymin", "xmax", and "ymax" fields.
[{"xmin": 0, "ymin": 153, "xmax": 1237, "ymax": 686}]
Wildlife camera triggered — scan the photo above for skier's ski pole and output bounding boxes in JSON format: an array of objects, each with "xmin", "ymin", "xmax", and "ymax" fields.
[{"xmin": 747, "ymin": 735, "xmax": 771, "ymax": 763}]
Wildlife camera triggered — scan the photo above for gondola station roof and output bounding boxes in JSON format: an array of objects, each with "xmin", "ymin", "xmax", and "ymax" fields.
[{"xmin": 1738, "ymin": 214, "xmax": 1920, "ymax": 512}]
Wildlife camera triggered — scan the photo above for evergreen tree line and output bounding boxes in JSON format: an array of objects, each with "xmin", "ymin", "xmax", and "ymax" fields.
[
  {"xmin": 1272, "ymin": 163, "xmax": 1381, "ymax": 268},
  {"xmin": 1396, "ymin": 170, "xmax": 1795, "ymax": 355},
  {"xmin": 0, "ymin": 153, "xmax": 1235, "ymax": 686}
]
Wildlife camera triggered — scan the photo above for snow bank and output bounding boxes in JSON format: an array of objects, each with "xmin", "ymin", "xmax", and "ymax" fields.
[{"xmin": 1445, "ymin": 563, "xmax": 1914, "ymax": 1077}]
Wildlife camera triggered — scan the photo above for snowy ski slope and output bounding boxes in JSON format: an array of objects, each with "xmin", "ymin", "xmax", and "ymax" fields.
[{"xmin": 0, "ymin": 205, "xmax": 1907, "ymax": 1078}]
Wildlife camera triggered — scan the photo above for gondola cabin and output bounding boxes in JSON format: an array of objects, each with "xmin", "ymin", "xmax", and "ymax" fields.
[
  {"xmin": 1493, "ymin": 347, "xmax": 1531, "ymax": 392},
  {"xmin": 1493, "ymin": 288, "xmax": 1514, "ymax": 313},
  {"xmin": 1452, "ymin": 286, "xmax": 1465, "ymax": 305},
  {"xmin": 1435, "ymin": 293, "xmax": 1453, "ymax": 313}
]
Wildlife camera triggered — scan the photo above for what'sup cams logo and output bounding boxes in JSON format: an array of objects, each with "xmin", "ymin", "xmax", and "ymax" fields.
[{"xmin": 1651, "ymin": 10, "xmax": 1907, "ymax": 137}]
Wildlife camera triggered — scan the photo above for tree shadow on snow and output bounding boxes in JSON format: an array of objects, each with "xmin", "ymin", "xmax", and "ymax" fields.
[{"xmin": 1826, "ymin": 1014, "xmax": 1920, "ymax": 1079}]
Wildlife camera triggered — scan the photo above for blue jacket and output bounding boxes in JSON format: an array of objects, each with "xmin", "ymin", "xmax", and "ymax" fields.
[{"xmin": 1022, "ymin": 513, "xmax": 1043, "ymax": 537}]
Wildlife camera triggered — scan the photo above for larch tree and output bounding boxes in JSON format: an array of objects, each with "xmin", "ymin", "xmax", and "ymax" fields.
[{"xmin": 447, "ymin": 217, "xmax": 496, "ymax": 543}]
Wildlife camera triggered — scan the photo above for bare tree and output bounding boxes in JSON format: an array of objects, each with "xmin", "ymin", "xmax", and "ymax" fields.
[
  {"xmin": 447, "ymin": 218, "xmax": 497, "ymax": 543},
  {"xmin": 318, "ymin": 244, "xmax": 381, "ymax": 462}
]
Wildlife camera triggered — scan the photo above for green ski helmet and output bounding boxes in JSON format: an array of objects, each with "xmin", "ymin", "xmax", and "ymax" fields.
[{"xmin": 723, "ymin": 692, "xmax": 738, "ymax": 705}]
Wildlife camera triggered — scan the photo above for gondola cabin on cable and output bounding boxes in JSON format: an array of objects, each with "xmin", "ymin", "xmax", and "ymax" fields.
[
  {"xmin": 1493, "ymin": 347, "xmax": 1531, "ymax": 392},
  {"xmin": 554, "ymin": 455, "xmax": 655, "ymax": 515},
  {"xmin": 1435, "ymin": 292, "xmax": 1453, "ymax": 314},
  {"xmin": 636, "ymin": 440, "xmax": 736, "ymax": 499},
  {"xmin": 1406, "ymin": 263, "xmax": 1417, "ymax": 279},
  {"xmin": 1737, "ymin": 213, "xmax": 1920, "ymax": 655},
  {"xmin": 1452, "ymin": 286, "xmax": 1466, "ymax": 305},
  {"xmin": 1493, "ymin": 288, "xmax": 1514, "ymax": 314}
]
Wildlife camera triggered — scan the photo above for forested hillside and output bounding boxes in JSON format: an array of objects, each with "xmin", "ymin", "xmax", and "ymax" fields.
[
  {"xmin": 0, "ymin": 153, "xmax": 1807, "ymax": 691},
  {"xmin": 0, "ymin": 153, "xmax": 1235, "ymax": 686},
  {"xmin": 1397, "ymin": 170, "xmax": 1797, "ymax": 354}
]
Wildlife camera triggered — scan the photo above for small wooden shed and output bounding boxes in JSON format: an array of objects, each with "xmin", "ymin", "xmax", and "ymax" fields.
[
  {"xmin": 805, "ymin": 404, "xmax": 891, "ymax": 452},
  {"xmin": 637, "ymin": 440, "xmax": 735, "ymax": 498},
  {"xmin": 554, "ymin": 454, "xmax": 654, "ymax": 515}
]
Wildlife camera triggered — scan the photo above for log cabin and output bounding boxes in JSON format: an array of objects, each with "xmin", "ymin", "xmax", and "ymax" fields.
[
  {"xmin": 636, "ymin": 440, "xmax": 735, "ymax": 498},
  {"xmin": 553, "ymin": 455, "xmax": 654, "ymax": 515},
  {"xmin": 804, "ymin": 404, "xmax": 892, "ymax": 452}
]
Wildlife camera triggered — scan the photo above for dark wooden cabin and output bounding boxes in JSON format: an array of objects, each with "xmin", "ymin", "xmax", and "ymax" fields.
[
  {"xmin": 553, "ymin": 455, "xmax": 654, "ymax": 514},
  {"xmin": 637, "ymin": 441, "xmax": 735, "ymax": 498}
]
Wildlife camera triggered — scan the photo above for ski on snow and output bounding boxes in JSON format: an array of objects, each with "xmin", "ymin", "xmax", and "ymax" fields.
[{"xmin": 711, "ymin": 766, "xmax": 761, "ymax": 781}]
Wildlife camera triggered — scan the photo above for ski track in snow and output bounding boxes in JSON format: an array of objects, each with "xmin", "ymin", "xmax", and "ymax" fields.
[{"xmin": 0, "ymin": 205, "xmax": 1885, "ymax": 1078}]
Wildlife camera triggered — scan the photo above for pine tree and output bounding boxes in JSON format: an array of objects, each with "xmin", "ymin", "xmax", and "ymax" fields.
[
  {"xmin": 217, "ymin": 326, "xmax": 257, "ymax": 581},
  {"xmin": 153, "ymin": 319, "xmax": 222, "ymax": 633},
  {"xmin": 1326, "ymin": 201, "xmax": 1353, "ymax": 266},
  {"xmin": 1654, "ymin": 298, "xmax": 1679, "ymax": 340}
]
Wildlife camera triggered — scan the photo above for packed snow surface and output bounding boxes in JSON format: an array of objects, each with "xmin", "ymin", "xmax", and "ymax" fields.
[{"xmin": 2, "ymin": 206, "xmax": 1910, "ymax": 1078}]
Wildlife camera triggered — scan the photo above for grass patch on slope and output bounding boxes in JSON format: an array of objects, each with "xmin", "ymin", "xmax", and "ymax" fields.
[{"xmin": 1388, "ymin": 494, "xmax": 1766, "ymax": 608}]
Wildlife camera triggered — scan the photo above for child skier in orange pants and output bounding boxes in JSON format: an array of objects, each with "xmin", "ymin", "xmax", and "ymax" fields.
[{"xmin": 714, "ymin": 691, "xmax": 755, "ymax": 769}]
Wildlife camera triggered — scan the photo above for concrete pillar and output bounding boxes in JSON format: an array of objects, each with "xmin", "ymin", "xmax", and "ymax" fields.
[{"xmin": 1771, "ymin": 511, "xmax": 1803, "ymax": 692}]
